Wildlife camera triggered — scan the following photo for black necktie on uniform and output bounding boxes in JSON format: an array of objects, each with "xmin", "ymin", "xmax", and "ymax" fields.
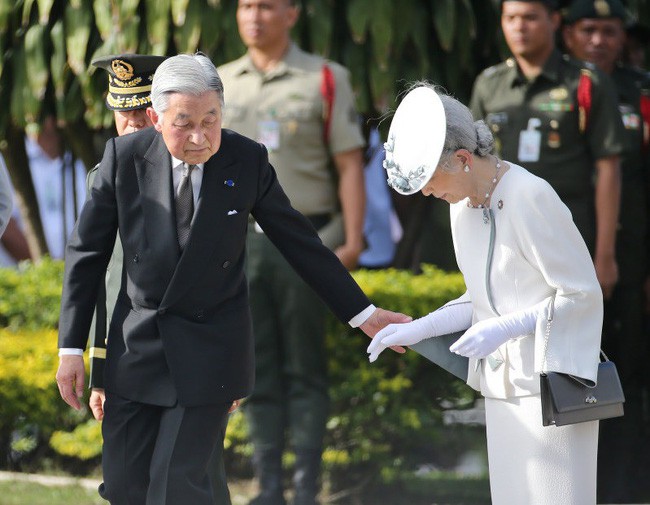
[{"xmin": 175, "ymin": 163, "xmax": 195, "ymax": 250}]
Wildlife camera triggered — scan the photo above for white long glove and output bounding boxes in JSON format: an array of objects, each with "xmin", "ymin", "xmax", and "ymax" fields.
[
  {"xmin": 367, "ymin": 300, "xmax": 472, "ymax": 363},
  {"xmin": 449, "ymin": 300, "xmax": 546, "ymax": 358}
]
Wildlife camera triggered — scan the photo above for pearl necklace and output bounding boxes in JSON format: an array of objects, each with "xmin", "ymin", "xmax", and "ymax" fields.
[{"xmin": 467, "ymin": 158, "xmax": 502, "ymax": 223}]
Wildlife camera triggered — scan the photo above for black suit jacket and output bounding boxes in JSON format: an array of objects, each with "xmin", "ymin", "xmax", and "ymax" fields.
[{"xmin": 58, "ymin": 128, "xmax": 371, "ymax": 407}]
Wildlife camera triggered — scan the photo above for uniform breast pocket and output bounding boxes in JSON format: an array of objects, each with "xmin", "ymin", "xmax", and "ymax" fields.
[{"xmin": 278, "ymin": 103, "xmax": 321, "ymax": 142}]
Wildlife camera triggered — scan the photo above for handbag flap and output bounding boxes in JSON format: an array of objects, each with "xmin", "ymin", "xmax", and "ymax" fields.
[{"xmin": 547, "ymin": 361, "xmax": 625, "ymax": 413}]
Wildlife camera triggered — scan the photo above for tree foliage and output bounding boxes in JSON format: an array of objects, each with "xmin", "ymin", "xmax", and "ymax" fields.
[{"xmin": 1, "ymin": 0, "xmax": 649, "ymax": 257}]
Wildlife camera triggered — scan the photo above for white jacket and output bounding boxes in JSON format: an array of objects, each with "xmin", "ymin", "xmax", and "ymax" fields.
[{"xmin": 450, "ymin": 163, "xmax": 602, "ymax": 399}]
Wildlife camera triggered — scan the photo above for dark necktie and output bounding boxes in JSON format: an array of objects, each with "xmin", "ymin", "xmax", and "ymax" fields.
[{"xmin": 175, "ymin": 163, "xmax": 195, "ymax": 250}]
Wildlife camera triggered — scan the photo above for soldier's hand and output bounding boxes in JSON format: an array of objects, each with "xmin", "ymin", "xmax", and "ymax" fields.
[
  {"xmin": 594, "ymin": 253, "xmax": 618, "ymax": 300},
  {"xmin": 359, "ymin": 308, "xmax": 412, "ymax": 354},
  {"xmin": 56, "ymin": 355, "xmax": 85, "ymax": 410},
  {"xmin": 89, "ymin": 388, "xmax": 106, "ymax": 421},
  {"xmin": 334, "ymin": 242, "xmax": 363, "ymax": 271}
]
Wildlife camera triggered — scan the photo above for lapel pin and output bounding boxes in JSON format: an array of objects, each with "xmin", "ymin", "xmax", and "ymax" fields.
[{"xmin": 224, "ymin": 179, "xmax": 235, "ymax": 187}]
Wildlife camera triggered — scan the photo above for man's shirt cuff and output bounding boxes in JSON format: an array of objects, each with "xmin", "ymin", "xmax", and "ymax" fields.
[
  {"xmin": 348, "ymin": 304, "xmax": 376, "ymax": 328},
  {"xmin": 59, "ymin": 348, "xmax": 84, "ymax": 356}
]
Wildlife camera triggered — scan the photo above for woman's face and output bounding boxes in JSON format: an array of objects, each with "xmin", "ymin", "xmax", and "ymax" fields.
[{"xmin": 420, "ymin": 153, "xmax": 472, "ymax": 204}]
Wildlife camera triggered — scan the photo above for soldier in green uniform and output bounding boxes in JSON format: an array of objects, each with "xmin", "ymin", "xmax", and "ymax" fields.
[
  {"xmin": 218, "ymin": 1, "xmax": 366, "ymax": 504},
  {"xmin": 470, "ymin": 0, "xmax": 625, "ymax": 301},
  {"xmin": 562, "ymin": 1, "xmax": 650, "ymax": 500},
  {"xmin": 88, "ymin": 54, "xmax": 238, "ymax": 505}
]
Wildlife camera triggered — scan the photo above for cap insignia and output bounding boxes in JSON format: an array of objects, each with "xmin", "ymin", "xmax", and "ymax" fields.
[
  {"xmin": 594, "ymin": 0, "xmax": 611, "ymax": 17},
  {"xmin": 111, "ymin": 59, "xmax": 134, "ymax": 80}
]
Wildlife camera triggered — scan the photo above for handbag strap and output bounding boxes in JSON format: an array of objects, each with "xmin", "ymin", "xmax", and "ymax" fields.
[{"xmin": 541, "ymin": 294, "xmax": 607, "ymax": 384}]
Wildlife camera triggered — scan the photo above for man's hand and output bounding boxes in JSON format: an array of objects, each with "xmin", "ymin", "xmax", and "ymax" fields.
[
  {"xmin": 55, "ymin": 355, "xmax": 85, "ymax": 410},
  {"xmin": 359, "ymin": 308, "xmax": 412, "ymax": 354},
  {"xmin": 89, "ymin": 388, "xmax": 106, "ymax": 420}
]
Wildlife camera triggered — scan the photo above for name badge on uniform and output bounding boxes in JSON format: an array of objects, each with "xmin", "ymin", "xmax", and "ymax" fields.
[
  {"xmin": 257, "ymin": 120, "xmax": 281, "ymax": 151},
  {"xmin": 518, "ymin": 118, "xmax": 542, "ymax": 162}
]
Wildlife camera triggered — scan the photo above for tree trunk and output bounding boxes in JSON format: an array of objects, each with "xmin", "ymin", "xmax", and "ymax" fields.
[{"xmin": 0, "ymin": 123, "xmax": 48, "ymax": 259}]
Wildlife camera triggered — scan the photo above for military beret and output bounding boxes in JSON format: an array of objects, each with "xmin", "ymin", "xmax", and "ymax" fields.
[
  {"xmin": 92, "ymin": 54, "xmax": 167, "ymax": 111},
  {"xmin": 563, "ymin": 0, "xmax": 627, "ymax": 23},
  {"xmin": 501, "ymin": 0, "xmax": 559, "ymax": 10}
]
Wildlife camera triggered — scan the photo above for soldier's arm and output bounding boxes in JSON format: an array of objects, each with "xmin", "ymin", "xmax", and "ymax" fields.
[
  {"xmin": 593, "ymin": 154, "xmax": 621, "ymax": 299},
  {"xmin": 334, "ymin": 148, "xmax": 365, "ymax": 270}
]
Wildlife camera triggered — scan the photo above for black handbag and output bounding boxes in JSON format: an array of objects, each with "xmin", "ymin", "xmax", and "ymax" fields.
[
  {"xmin": 540, "ymin": 295, "xmax": 625, "ymax": 427},
  {"xmin": 540, "ymin": 354, "xmax": 625, "ymax": 427}
]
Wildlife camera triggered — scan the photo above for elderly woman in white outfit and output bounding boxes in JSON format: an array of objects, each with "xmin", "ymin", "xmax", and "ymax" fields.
[{"xmin": 367, "ymin": 86, "xmax": 602, "ymax": 505}]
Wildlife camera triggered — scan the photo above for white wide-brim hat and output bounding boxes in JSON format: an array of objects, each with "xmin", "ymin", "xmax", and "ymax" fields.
[{"xmin": 384, "ymin": 86, "xmax": 447, "ymax": 195}]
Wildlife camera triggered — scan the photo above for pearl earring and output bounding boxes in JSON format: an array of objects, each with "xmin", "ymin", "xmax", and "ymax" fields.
[{"xmin": 464, "ymin": 165, "xmax": 470, "ymax": 173}]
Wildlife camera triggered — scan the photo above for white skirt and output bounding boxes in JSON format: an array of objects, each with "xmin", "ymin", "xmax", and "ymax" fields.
[{"xmin": 485, "ymin": 394, "xmax": 598, "ymax": 505}]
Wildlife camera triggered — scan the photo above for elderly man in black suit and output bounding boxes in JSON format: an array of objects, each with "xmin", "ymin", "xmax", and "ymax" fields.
[{"xmin": 55, "ymin": 53, "xmax": 407, "ymax": 505}]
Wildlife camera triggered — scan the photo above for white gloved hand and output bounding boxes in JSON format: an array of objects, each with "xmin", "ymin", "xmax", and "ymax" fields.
[
  {"xmin": 367, "ymin": 317, "xmax": 436, "ymax": 363},
  {"xmin": 367, "ymin": 299, "xmax": 473, "ymax": 363},
  {"xmin": 449, "ymin": 301, "xmax": 544, "ymax": 358}
]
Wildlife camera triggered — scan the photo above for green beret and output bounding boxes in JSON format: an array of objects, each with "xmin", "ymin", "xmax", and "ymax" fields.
[
  {"xmin": 502, "ymin": 0, "xmax": 559, "ymax": 10},
  {"xmin": 92, "ymin": 54, "xmax": 167, "ymax": 111},
  {"xmin": 564, "ymin": 0, "xmax": 627, "ymax": 23}
]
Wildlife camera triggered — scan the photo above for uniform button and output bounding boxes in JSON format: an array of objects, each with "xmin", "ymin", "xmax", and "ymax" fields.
[
  {"xmin": 158, "ymin": 308, "xmax": 167, "ymax": 316},
  {"xmin": 222, "ymin": 261, "xmax": 231, "ymax": 268},
  {"xmin": 133, "ymin": 254, "xmax": 140, "ymax": 263},
  {"xmin": 195, "ymin": 309, "xmax": 205, "ymax": 320}
]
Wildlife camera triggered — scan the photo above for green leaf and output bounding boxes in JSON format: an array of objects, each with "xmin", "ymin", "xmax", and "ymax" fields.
[
  {"xmin": 173, "ymin": 0, "xmax": 201, "ymax": 53},
  {"xmin": 171, "ymin": 0, "xmax": 191, "ymax": 26},
  {"xmin": 22, "ymin": 0, "xmax": 37, "ymax": 27},
  {"xmin": 459, "ymin": 0, "xmax": 476, "ymax": 40},
  {"xmin": 116, "ymin": 13, "xmax": 140, "ymax": 52},
  {"xmin": 24, "ymin": 24, "xmax": 49, "ymax": 101},
  {"xmin": 146, "ymin": 0, "xmax": 171, "ymax": 55},
  {"xmin": 306, "ymin": 0, "xmax": 332, "ymax": 56},
  {"xmin": 36, "ymin": 0, "xmax": 55, "ymax": 23},
  {"xmin": 65, "ymin": 2, "xmax": 92, "ymax": 75},
  {"xmin": 0, "ymin": 2, "xmax": 14, "ymax": 36},
  {"xmin": 93, "ymin": 0, "xmax": 114, "ymax": 40},
  {"xmin": 199, "ymin": 3, "xmax": 221, "ymax": 55},
  {"xmin": 347, "ymin": 0, "xmax": 371, "ymax": 44},
  {"xmin": 369, "ymin": 0, "xmax": 393, "ymax": 70},
  {"xmin": 50, "ymin": 20, "xmax": 65, "ymax": 90},
  {"xmin": 432, "ymin": 0, "xmax": 456, "ymax": 52},
  {"xmin": 10, "ymin": 46, "xmax": 28, "ymax": 126},
  {"xmin": 119, "ymin": 0, "xmax": 140, "ymax": 20}
]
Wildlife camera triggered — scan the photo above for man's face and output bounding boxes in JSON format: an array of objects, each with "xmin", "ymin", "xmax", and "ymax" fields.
[
  {"xmin": 563, "ymin": 18, "xmax": 626, "ymax": 73},
  {"xmin": 114, "ymin": 108, "xmax": 153, "ymax": 136},
  {"xmin": 148, "ymin": 91, "xmax": 222, "ymax": 165},
  {"xmin": 501, "ymin": 2, "xmax": 559, "ymax": 60},
  {"xmin": 236, "ymin": 0, "xmax": 298, "ymax": 51}
]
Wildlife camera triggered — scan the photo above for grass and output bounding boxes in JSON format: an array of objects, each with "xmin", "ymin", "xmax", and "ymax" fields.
[
  {"xmin": 0, "ymin": 477, "xmax": 257, "ymax": 505},
  {"xmin": 0, "ymin": 481, "xmax": 103, "ymax": 505}
]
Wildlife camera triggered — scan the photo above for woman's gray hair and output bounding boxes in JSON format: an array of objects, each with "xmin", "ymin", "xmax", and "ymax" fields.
[
  {"xmin": 407, "ymin": 82, "xmax": 494, "ymax": 167},
  {"xmin": 150, "ymin": 53, "xmax": 225, "ymax": 114}
]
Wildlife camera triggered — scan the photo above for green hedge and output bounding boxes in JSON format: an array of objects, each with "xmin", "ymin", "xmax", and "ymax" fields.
[{"xmin": 0, "ymin": 260, "xmax": 480, "ymax": 493}]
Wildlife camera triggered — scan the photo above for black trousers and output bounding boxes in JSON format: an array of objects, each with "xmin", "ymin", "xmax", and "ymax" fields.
[{"xmin": 99, "ymin": 391, "xmax": 230, "ymax": 505}]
